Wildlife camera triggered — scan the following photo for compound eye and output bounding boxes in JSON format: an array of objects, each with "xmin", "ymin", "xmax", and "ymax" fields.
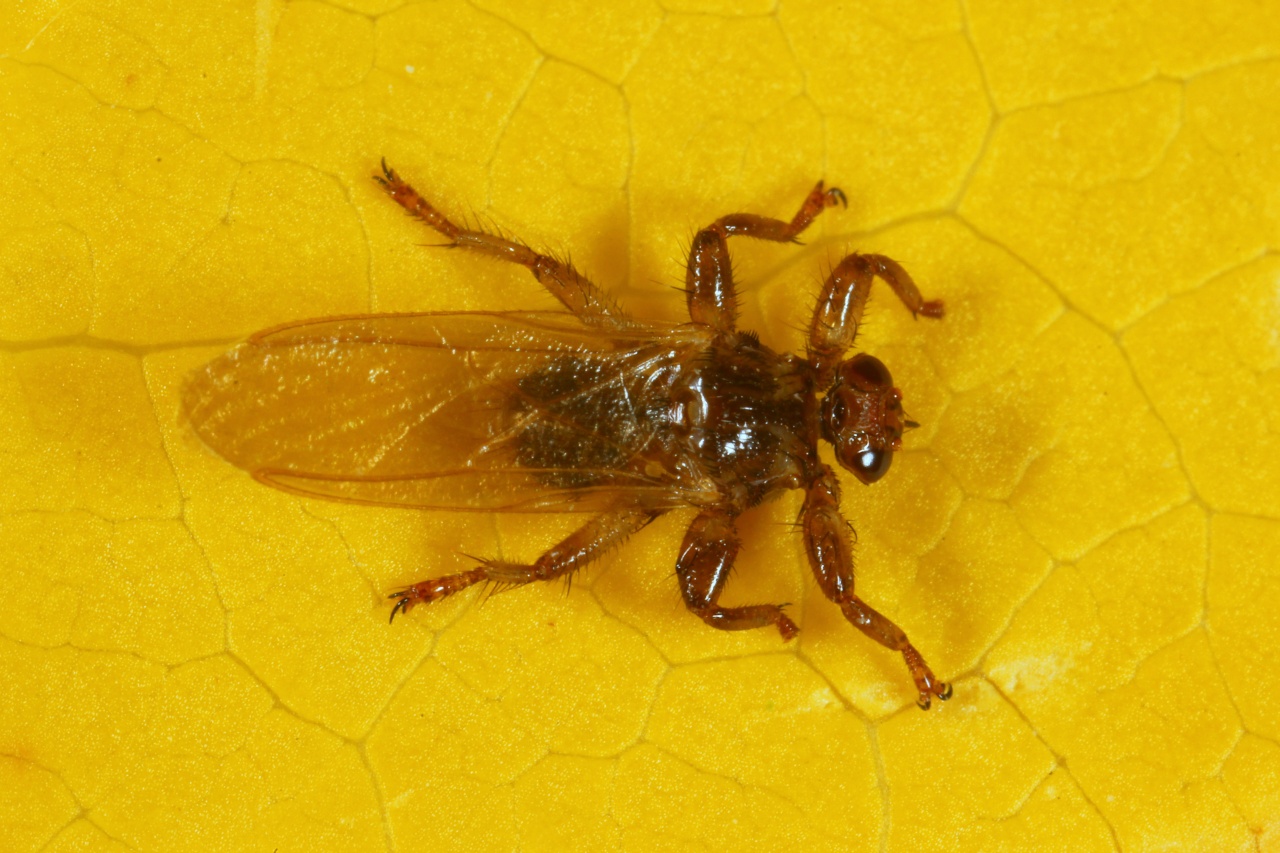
[
  {"xmin": 849, "ymin": 446, "xmax": 892, "ymax": 484},
  {"xmin": 847, "ymin": 355, "xmax": 892, "ymax": 390}
]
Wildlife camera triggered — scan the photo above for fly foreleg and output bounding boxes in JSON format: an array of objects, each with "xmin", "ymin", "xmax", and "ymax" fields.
[
  {"xmin": 388, "ymin": 503, "xmax": 659, "ymax": 622},
  {"xmin": 676, "ymin": 509, "xmax": 799, "ymax": 640},
  {"xmin": 802, "ymin": 468, "xmax": 951, "ymax": 709},
  {"xmin": 808, "ymin": 253, "xmax": 943, "ymax": 383}
]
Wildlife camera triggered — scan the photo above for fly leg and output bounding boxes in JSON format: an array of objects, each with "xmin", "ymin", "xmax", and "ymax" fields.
[
  {"xmin": 376, "ymin": 160, "xmax": 628, "ymax": 328},
  {"xmin": 388, "ymin": 504, "xmax": 659, "ymax": 622},
  {"xmin": 808, "ymin": 252, "xmax": 944, "ymax": 382},
  {"xmin": 686, "ymin": 181, "xmax": 848, "ymax": 332},
  {"xmin": 676, "ymin": 509, "xmax": 799, "ymax": 640},
  {"xmin": 802, "ymin": 468, "xmax": 951, "ymax": 709}
]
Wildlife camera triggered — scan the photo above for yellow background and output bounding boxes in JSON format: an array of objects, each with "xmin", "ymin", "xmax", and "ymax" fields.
[{"xmin": 2, "ymin": 1, "xmax": 1279, "ymax": 850}]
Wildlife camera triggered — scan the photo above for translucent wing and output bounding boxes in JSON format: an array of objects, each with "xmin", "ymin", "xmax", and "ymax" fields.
[{"xmin": 184, "ymin": 311, "xmax": 713, "ymax": 511}]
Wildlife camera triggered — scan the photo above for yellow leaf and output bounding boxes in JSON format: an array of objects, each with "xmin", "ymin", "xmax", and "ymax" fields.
[{"xmin": 2, "ymin": 1, "xmax": 1278, "ymax": 851}]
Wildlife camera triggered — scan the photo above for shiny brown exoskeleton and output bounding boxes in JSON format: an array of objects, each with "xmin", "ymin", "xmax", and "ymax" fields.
[{"xmin": 184, "ymin": 162, "xmax": 951, "ymax": 709}]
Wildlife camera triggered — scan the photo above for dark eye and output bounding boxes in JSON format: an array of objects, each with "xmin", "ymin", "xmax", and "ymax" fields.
[
  {"xmin": 850, "ymin": 447, "xmax": 891, "ymax": 484},
  {"xmin": 847, "ymin": 355, "xmax": 891, "ymax": 390}
]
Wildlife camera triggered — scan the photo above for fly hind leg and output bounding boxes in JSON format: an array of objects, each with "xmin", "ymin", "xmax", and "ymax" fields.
[
  {"xmin": 376, "ymin": 159, "xmax": 628, "ymax": 328},
  {"xmin": 676, "ymin": 509, "xmax": 799, "ymax": 640},
  {"xmin": 388, "ymin": 504, "xmax": 658, "ymax": 622}
]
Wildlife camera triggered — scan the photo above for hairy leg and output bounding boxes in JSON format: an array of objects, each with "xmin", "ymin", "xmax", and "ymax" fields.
[
  {"xmin": 388, "ymin": 503, "xmax": 658, "ymax": 621},
  {"xmin": 675, "ymin": 508, "xmax": 798, "ymax": 640},
  {"xmin": 686, "ymin": 181, "xmax": 847, "ymax": 332},
  {"xmin": 801, "ymin": 468, "xmax": 951, "ymax": 709},
  {"xmin": 808, "ymin": 252, "xmax": 943, "ymax": 382},
  {"xmin": 376, "ymin": 160, "xmax": 628, "ymax": 328}
]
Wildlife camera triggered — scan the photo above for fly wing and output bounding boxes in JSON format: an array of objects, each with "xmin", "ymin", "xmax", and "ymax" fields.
[{"xmin": 184, "ymin": 312, "xmax": 711, "ymax": 511}]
